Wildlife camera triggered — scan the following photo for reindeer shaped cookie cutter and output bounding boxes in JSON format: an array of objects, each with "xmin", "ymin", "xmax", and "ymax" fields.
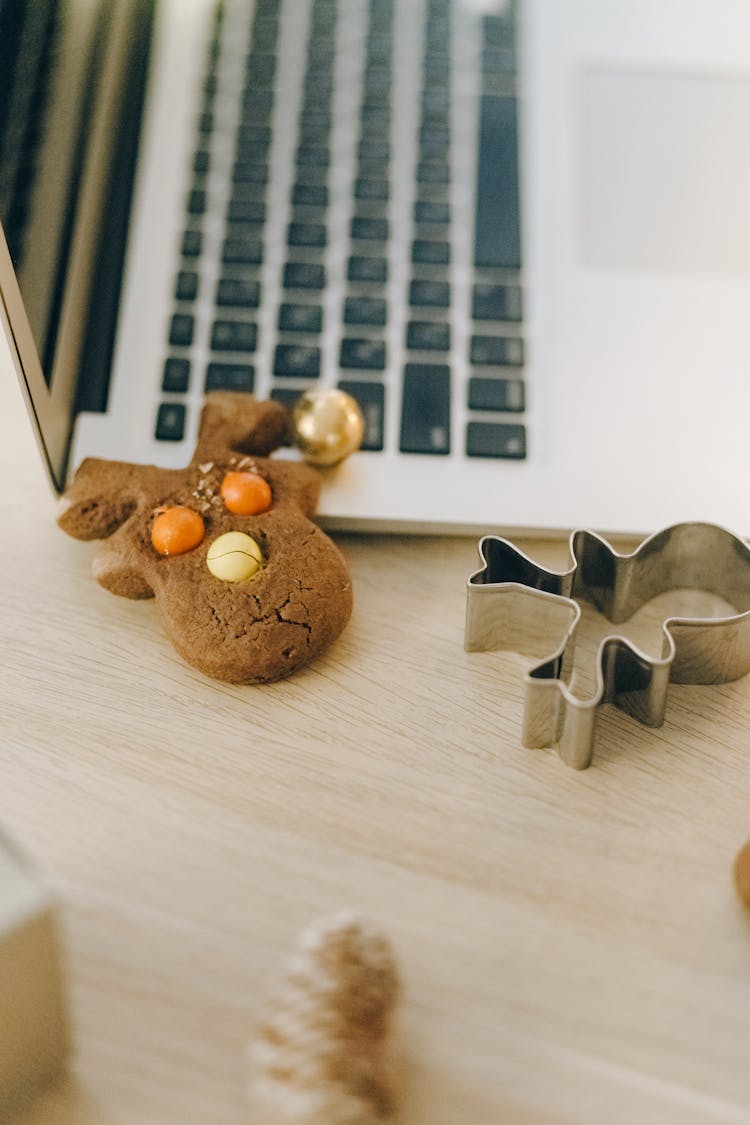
[{"xmin": 465, "ymin": 523, "xmax": 750, "ymax": 769}]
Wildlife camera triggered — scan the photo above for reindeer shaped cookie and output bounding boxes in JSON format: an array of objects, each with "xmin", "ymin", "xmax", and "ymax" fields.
[{"xmin": 57, "ymin": 394, "xmax": 353, "ymax": 683}]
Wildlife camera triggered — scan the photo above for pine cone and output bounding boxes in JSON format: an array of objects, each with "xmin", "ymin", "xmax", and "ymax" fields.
[{"xmin": 248, "ymin": 912, "xmax": 401, "ymax": 1123}]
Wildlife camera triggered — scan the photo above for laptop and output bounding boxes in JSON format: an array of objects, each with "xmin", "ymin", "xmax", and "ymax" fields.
[{"xmin": 2, "ymin": 0, "xmax": 750, "ymax": 538}]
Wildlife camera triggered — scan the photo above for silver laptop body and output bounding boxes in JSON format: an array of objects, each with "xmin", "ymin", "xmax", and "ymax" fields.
[{"xmin": 2, "ymin": 0, "xmax": 749, "ymax": 537}]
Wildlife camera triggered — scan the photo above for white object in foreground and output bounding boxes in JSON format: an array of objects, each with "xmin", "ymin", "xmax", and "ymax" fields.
[{"xmin": 0, "ymin": 830, "xmax": 68, "ymax": 1115}]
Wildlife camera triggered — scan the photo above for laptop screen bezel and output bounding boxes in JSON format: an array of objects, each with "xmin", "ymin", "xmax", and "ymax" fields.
[{"xmin": 0, "ymin": 221, "xmax": 66, "ymax": 492}]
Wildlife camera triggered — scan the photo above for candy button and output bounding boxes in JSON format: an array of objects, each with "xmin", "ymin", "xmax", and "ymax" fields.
[
  {"xmin": 206, "ymin": 531, "xmax": 263, "ymax": 582},
  {"xmin": 151, "ymin": 507, "xmax": 205, "ymax": 556},
  {"xmin": 220, "ymin": 470, "xmax": 272, "ymax": 515}
]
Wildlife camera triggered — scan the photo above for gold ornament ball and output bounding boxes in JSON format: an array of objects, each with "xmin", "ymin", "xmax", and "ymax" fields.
[{"xmin": 292, "ymin": 389, "xmax": 364, "ymax": 467}]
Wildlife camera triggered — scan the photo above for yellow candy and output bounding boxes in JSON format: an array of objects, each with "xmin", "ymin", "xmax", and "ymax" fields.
[
  {"xmin": 206, "ymin": 531, "xmax": 263, "ymax": 582},
  {"xmin": 151, "ymin": 506, "xmax": 204, "ymax": 557}
]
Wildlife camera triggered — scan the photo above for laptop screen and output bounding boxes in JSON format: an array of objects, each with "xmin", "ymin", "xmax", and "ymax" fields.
[
  {"xmin": 0, "ymin": 0, "xmax": 152, "ymax": 490},
  {"xmin": 0, "ymin": 0, "xmax": 108, "ymax": 385}
]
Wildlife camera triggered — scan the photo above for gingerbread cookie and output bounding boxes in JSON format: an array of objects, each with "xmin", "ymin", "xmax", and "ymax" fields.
[{"xmin": 57, "ymin": 394, "xmax": 353, "ymax": 683}]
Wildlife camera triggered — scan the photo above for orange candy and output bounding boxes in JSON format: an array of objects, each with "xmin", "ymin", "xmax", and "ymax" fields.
[
  {"xmin": 220, "ymin": 471, "xmax": 272, "ymax": 516},
  {"xmin": 151, "ymin": 506, "xmax": 205, "ymax": 557},
  {"xmin": 735, "ymin": 838, "xmax": 750, "ymax": 906}
]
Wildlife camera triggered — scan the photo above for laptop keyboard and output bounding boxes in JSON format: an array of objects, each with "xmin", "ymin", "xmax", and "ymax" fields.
[{"xmin": 158, "ymin": 0, "xmax": 526, "ymax": 462}]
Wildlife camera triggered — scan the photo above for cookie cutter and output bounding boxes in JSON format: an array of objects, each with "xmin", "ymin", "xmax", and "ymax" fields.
[{"xmin": 465, "ymin": 522, "xmax": 750, "ymax": 770}]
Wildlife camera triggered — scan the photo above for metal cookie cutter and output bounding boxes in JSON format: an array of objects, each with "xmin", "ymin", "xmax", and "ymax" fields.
[{"xmin": 465, "ymin": 522, "xmax": 750, "ymax": 770}]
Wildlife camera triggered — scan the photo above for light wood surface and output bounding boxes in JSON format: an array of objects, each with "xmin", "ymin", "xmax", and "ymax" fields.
[{"xmin": 1, "ymin": 367, "xmax": 750, "ymax": 1125}]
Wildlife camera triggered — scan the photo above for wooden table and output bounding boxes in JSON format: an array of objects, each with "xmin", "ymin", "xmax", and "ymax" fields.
[{"xmin": 1, "ymin": 368, "xmax": 749, "ymax": 1125}]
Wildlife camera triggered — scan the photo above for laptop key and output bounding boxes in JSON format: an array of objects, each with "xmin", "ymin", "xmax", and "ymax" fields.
[
  {"xmin": 483, "ymin": 14, "xmax": 515, "ymax": 48},
  {"xmin": 354, "ymin": 178, "xmax": 389, "ymax": 201},
  {"xmin": 169, "ymin": 313, "xmax": 194, "ymax": 347},
  {"xmin": 241, "ymin": 89, "xmax": 274, "ymax": 120},
  {"xmin": 340, "ymin": 338, "xmax": 386, "ymax": 370},
  {"xmin": 358, "ymin": 140, "xmax": 390, "ymax": 161},
  {"xmin": 351, "ymin": 216, "xmax": 388, "ymax": 242},
  {"xmin": 216, "ymin": 278, "xmax": 261, "ymax": 308},
  {"xmin": 470, "ymin": 334, "xmax": 524, "ymax": 366},
  {"xmin": 251, "ymin": 19, "xmax": 280, "ymax": 51},
  {"xmin": 278, "ymin": 303, "xmax": 323, "ymax": 333},
  {"xmin": 211, "ymin": 320, "xmax": 258, "ymax": 352},
  {"xmin": 414, "ymin": 200, "xmax": 450, "ymax": 225},
  {"xmin": 302, "ymin": 76, "xmax": 333, "ymax": 98},
  {"xmin": 246, "ymin": 52, "xmax": 276, "ymax": 86},
  {"xmin": 347, "ymin": 255, "xmax": 387, "ymax": 283},
  {"xmin": 364, "ymin": 36, "xmax": 392, "ymax": 65},
  {"xmin": 236, "ymin": 124, "xmax": 272, "ymax": 149},
  {"xmin": 175, "ymin": 270, "xmax": 199, "ymax": 302},
  {"xmin": 344, "ymin": 297, "xmax": 387, "ymax": 327},
  {"xmin": 155, "ymin": 403, "xmax": 186, "ymax": 442},
  {"xmin": 483, "ymin": 47, "xmax": 516, "ymax": 75},
  {"xmin": 356, "ymin": 156, "xmax": 388, "ymax": 178},
  {"xmin": 294, "ymin": 162, "xmax": 329, "ymax": 188},
  {"xmin": 406, "ymin": 320, "xmax": 450, "ymax": 351},
  {"xmin": 241, "ymin": 103, "xmax": 274, "ymax": 127},
  {"xmin": 466, "ymin": 421, "xmax": 526, "ymax": 459},
  {"xmin": 226, "ymin": 197, "xmax": 266, "ymax": 223},
  {"xmin": 474, "ymin": 95, "xmax": 521, "ymax": 269},
  {"xmin": 359, "ymin": 109, "xmax": 390, "ymax": 135},
  {"xmin": 181, "ymin": 229, "xmax": 202, "ymax": 257},
  {"xmin": 205, "ymin": 363, "xmax": 255, "ymax": 392},
  {"xmin": 162, "ymin": 357, "xmax": 190, "ymax": 393},
  {"xmin": 283, "ymin": 262, "xmax": 326, "ymax": 290},
  {"xmin": 409, "ymin": 279, "xmax": 449, "ymax": 307},
  {"xmin": 270, "ymin": 386, "xmax": 304, "ymax": 410},
  {"xmin": 419, "ymin": 139, "xmax": 450, "ymax": 162},
  {"xmin": 274, "ymin": 344, "xmax": 321, "ymax": 378},
  {"xmin": 472, "ymin": 283, "xmax": 523, "ymax": 322},
  {"xmin": 287, "ymin": 221, "xmax": 327, "ymax": 248},
  {"xmin": 338, "ymin": 380, "xmax": 385, "ymax": 451},
  {"xmin": 234, "ymin": 134, "xmax": 271, "ymax": 163},
  {"xmin": 296, "ymin": 145, "xmax": 330, "ymax": 167},
  {"xmin": 299, "ymin": 123, "xmax": 330, "ymax": 148},
  {"xmin": 419, "ymin": 123, "xmax": 450, "ymax": 146},
  {"xmin": 421, "ymin": 89, "xmax": 450, "ymax": 115},
  {"xmin": 424, "ymin": 57, "xmax": 451, "ymax": 84},
  {"xmin": 400, "ymin": 363, "xmax": 450, "ymax": 454},
  {"xmin": 187, "ymin": 188, "xmax": 206, "ymax": 215},
  {"xmin": 416, "ymin": 162, "xmax": 450, "ymax": 185},
  {"xmin": 292, "ymin": 183, "xmax": 328, "ymax": 207},
  {"xmin": 363, "ymin": 63, "xmax": 386, "ymax": 86},
  {"xmin": 193, "ymin": 150, "xmax": 210, "ymax": 175},
  {"xmin": 300, "ymin": 107, "xmax": 332, "ymax": 124},
  {"xmin": 222, "ymin": 236, "xmax": 263, "ymax": 265},
  {"xmin": 412, "ymin": 239, "xmax": 450, "ymax": 265},
  {"xmin": 467, "ymin": 376, "xmax": 525, "ymax": 413},
  {"xmin": 232, "ymin": 161, "xmax": 269, "ymax": 185}
]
